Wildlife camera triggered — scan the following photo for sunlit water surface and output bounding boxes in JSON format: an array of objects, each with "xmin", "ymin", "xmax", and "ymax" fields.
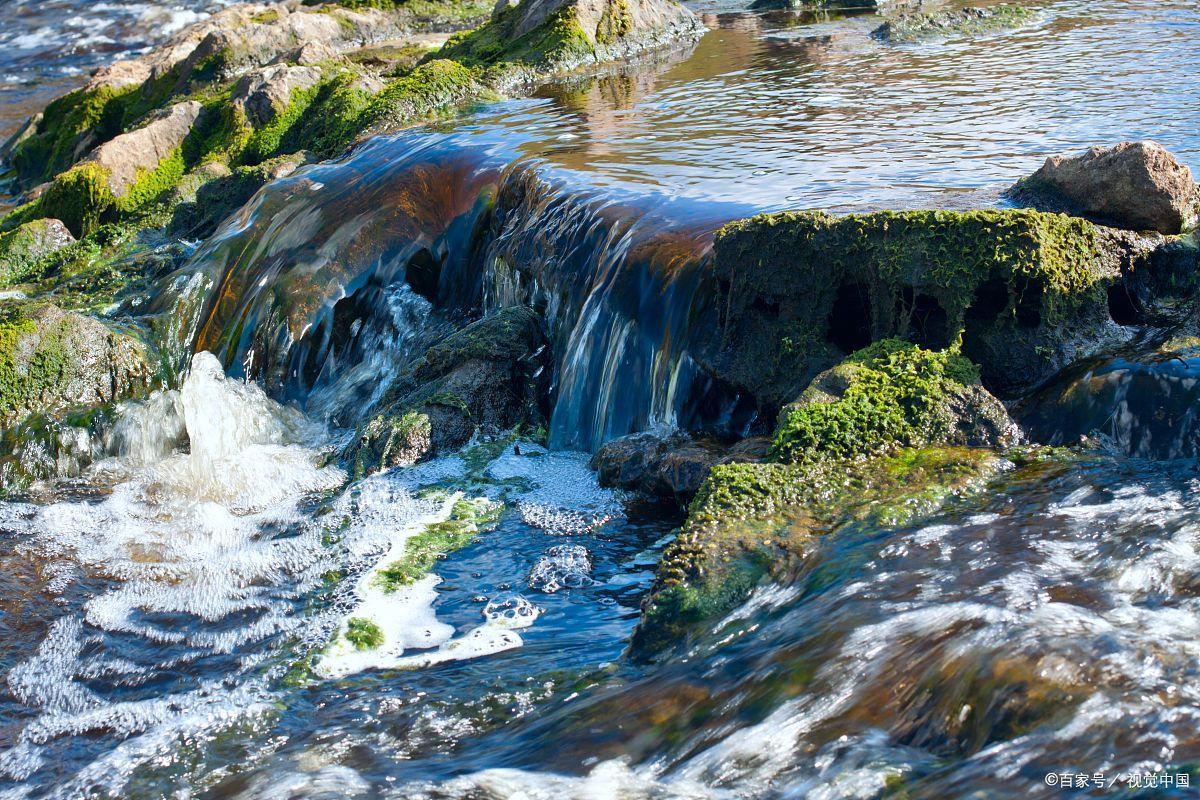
[{"xmin": 1, "ymin": 1, "xmax": 1200, "ymax": 798}]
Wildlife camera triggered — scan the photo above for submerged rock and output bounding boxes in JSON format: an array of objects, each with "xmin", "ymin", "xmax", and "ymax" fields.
[
  {"xmin": 750, "ymin": 0, "xmax": 921, "ymax": 11},
  {"xmin": 632, "ymin": 340, "xmax": 1016, "ymax": 656},
  {"xmin": 0, "ymin": 304, "xmax": 156, "ymax": 431},
  {"xmin": 0, "ymin": 219, "xmax": 75, "ymax": 287},
  {"xmin": 632, "ymin": 445, "xmax": 1006, "ymax": 657},
  {"xmin": 872, "ymin": 4, "xmax": 1034, "ymax": 43},
  {"xmin": 1009, "ymin": 141, "xmax": 1198, "ymax": 235}
]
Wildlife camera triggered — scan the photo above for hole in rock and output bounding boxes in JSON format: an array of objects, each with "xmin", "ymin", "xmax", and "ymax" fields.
[
  {"xmin": 964, "ymin": 278, "xmax": 1008, "ymax": 328},
  {"xmin": 1107, "ymin": 284, "xmax": 1141, "ymax": 326},
  {"xmin": 827, "ymin": 281, "xmax": 872, "ymax": 354},
  {"xmin": 406, "ymin": 248, "xmax": 443, "ymax": 302},
  {"xmin": 902, "ymin": 289, "xmax": 952, "ymax": 349}
]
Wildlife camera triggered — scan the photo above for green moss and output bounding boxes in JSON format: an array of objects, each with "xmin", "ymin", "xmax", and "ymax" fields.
[
  {"xmin": 770, "ymin": 339, "xmax": 979, "ymax": 463},
  {"xmin": 274, "ymin": 72, "xmax": 374, "ymax": 158},
  {"xmin": 374, "ymin": 495, "xmax": 500, "ymax": 590},
  {"xmin": 359, "ymin": 58, "xmax": 491, "ymax": 135},
  {"xmin": 10, "ymin": 85, "xmax": 138, "ymax": 184},
  {"xmin": 0, "ymin": 306, "xmax": 68, "ymax": 426},
  {"xmin": 37, "ymin": 163, "xmax": 116, "ymax": 238},
  {"xmin": 345, "ymin": 617, "xmax": 384, "ymax": 650},
  {"xmin": 596, "ymin": 0, "xmax": 633, "ymax": 45},
  {"xmin": 417, "ymin": 306, "xmax": 542, "ymax": 379}
]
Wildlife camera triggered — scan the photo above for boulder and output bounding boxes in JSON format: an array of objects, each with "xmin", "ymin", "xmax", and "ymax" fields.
[
  {"xmin": 89, "ymin": 101, "xmax": 203, "ymax": 200},
  {"xmin": 1009, "ymin": 141, "xmax": 1198, "ymax": 235},
  {"xmin": 702, "ymin": 209, "xmax": 1124, "ymax": 404},
  {"xmin": 0, "ymin": 304, "xmax": 155, "ymax": 431},
  {"xmin": 772, "ymin": 340, "xmax": 1021, "ymax": 463},
  {"xmin": 0, "ymin": 219, "xmax": 75, "ymax": 287},
  {"xmin": 872, "ymin": 5, "xmax": 1035, "ymax": 43}
]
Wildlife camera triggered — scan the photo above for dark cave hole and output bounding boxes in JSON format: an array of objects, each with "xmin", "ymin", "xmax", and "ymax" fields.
[
  {"xmin": 902, "ymin": 289, "xmax": 951, "ymax": 350},
  {"xmin": 827, "ymin": 281, "xmax": 872, "ymax": 354},
  {"xmin": 1107, "ymin": 283, "xmax": 1141, "ymax": 326},
  {"xmin": 406, "ymin": 247, "xmax": 443, "ymax": 302}
]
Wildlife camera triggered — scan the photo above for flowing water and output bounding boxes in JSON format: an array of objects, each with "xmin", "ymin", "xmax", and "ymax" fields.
[{"xmin": 3, "ymin": 1, "xmax": 1200, "ymax": 798}]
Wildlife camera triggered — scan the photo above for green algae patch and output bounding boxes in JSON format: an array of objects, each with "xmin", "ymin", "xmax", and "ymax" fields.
[
  {"xmin": 10, "ymin": 85, "xmax": 138, "ymax": 185},
  {"xmin": 345, "ymin": 617, "xmax": 385, "ymax": 650},
  {"xmin": 771, "ymin": 339, "xmax": 981, "ymax": 463},
  {"xmin": 709, "ymin": 208, "xmax": 1113, "ymax": 403},
  {"xmin": 375, "ymin": 496, "xmax": 502, "ymax": 590},
  {"xmin": 633, "ymin": 446, "xmax": 1004, "ymax": 656}
]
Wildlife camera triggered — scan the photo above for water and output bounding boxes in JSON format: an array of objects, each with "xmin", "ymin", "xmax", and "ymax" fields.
[
  {"xmin": 0, "ymin": 0, "xmax": 247, "ymax": 143},
  {"xmin": 4, "ymin": 0, "xmax": 1200, "ymax": 797}
]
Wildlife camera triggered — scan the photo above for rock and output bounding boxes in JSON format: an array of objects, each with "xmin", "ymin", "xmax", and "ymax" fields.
[
  {"xmin": 1013, "ymin": 333, "xmax": 1200, "ymax": 460},
  {"xmin": 701, "ymin": 209, "xmax": 1124, "ymax": 403},
  {"xmin": 444, "ymin": 0, "xmax": 704, "ymax": 76},
  {"xmin": 591, "ymin": 431, "xmax": 761, "ymax": 505},
  {"xmin": 0, "ymin": 304, "xmax": 156, "ymax": 431},
  {"xmin": 750, "ymin": 0, "xmax": 921, "ymax": 10},
  {"xmin": 0, "ymin": 219, "xmax": 75, "ymax": 287},
  {"xmin": 170, "ymin": 152, "xmax": 313, "ymax": 239},
  {"xmin": 232, "ymin": 64, "xmax": 325, "ymax": 127},
  {"xmin": 872, "ymin": 5, "xmax": 1034, "ymax": 43},
  {"xmin": 347, "ymin": 307, "xmax": 549, "ymax": 477},
  {"xmin": 89, "ymin": 101, "xmax": 203, "ymax": 199},
  {"xmin": 273, "ymin": 40, "xmax": 344, "ymax": 67},
  {"xmin": 1009, "ymin": 141, "xmax": 1198, "ymax": 235}
]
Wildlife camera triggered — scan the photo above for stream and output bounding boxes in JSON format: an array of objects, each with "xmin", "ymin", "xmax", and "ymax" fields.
[{"xmin": 1, "ymin": 1, "xmax": 1200, "ymax": 798}]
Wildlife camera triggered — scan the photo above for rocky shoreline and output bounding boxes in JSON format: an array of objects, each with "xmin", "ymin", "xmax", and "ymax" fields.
[{"xmin": 1, "ymin": 0, "xmax": 1199, "ymax": 660}]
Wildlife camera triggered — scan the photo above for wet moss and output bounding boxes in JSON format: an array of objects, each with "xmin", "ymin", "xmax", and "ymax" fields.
[
  {"xmin": 438, "ymin": 4, "xmax": 595, "ymax": 70},
  {"xmin": 375, "ymin": 496, "xmax": 501, "ymax": 590},
  {"xmin": 874, "ymin": 5, "xmax": 1035, "ymax": 44},
  {"xmin": 10, "ymin": 85, "xmax": 137, "ymax": 184},
  {"xmin": 771, "ymin": 339, "xmax": 979, "ymax": 463},
  {"xmin": 344, "ymin": 617, "xmax": 384, "ymax": 650}
]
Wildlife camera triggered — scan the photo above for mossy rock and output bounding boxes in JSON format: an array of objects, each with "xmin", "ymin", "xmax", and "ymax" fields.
[
  {"xmin": 704, "ymin": 208, "xmax": 1119, "ymax": 403},
  {"xmin": 872, "ymin": 5, "xmax": 1035, "ymax": 44},
  {"xmin": 772, "ymin": 339, "xmax": 1018, "ymax": 463},
  {"xmin": 632, "ymin": 445, "xmax": 1005, "ymax": 657},
  {"xmin": 0, "ymin": 219, "xmax": 76, "ymax": 288},
  {"xmin": 0, "ymin": 303, "xmax": 157, "ymax": 432}
]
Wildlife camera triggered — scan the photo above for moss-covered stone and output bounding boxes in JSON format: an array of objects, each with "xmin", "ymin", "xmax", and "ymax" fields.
[
  {"xmin": 705, "ymin": 209, "xmax": 1117, "ymax": 402},
  {"xmin": 0, "ymin": 303, "xmax": 156, "ymax": 431},
  {"xmin": 0, "ymin": 219, "xmax": 75, "ymax": 288},
  {"xmin": 771, "ymin": 339, "xmax": 1015, "ymax": 463},
  {"xmin": 873, "ymin": 5, "xmax": 1035, "ymax": 43}
]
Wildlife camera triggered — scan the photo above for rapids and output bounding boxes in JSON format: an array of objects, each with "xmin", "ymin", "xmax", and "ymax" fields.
[{"xmin": 2, "ymin": 0, "xmax": 1200, "ymax": 798}]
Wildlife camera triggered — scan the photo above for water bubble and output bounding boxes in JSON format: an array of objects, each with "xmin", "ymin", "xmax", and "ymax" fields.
[
  {"xmin": 483, "ymin": 594, "xmax": 540, "ymax": 629},
  {"xmin": 528, "ymin": 545, "xmax": 594, "ymax": 593}
]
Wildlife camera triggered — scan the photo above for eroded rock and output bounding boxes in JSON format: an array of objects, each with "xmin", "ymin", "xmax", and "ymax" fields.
[
  {"xmin": 1009, "ymin": 141, "xmax": 1198, "ymax": 235},
  {"xmin": 591, "ymin": 431, "xmax": 761, "ymax": 505},
  {"xmin": 347, "ymin": 306, "xmax": 549, "ymax": 477}
]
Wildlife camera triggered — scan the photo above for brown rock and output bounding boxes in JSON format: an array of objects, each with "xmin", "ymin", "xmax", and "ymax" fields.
[
  {"xmin": 1011, "ymin": 141, "xmax": 1198, "ymax": 234},
  {"xmin": 232, "ymin": 64, "xmax": 324, "ymax": 127},
  {"xmin": 87, "ymin": 101, "xmax": 202, "ymax": 198}
]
